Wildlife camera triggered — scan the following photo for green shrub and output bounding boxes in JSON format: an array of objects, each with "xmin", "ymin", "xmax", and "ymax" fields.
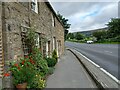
[
  {"xmin": 30, "ymin": 48, "xmax": 49, "ymax": 76},
  {"xmin": 27, "ymin": 74, "xmax": 46, "ymax": 88},
  {"xmin": 46, "ymin": 57, "xmax": 57, "ymax": 67},
  {"xmin": 47, "ymin": 67, "xmax": 55, "ymax": 75},
  {"xmin": 52, "ymin": 49, "xmax": 58, "ymax": 61}
]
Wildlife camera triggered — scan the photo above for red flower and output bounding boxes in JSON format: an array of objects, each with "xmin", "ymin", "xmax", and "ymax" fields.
[
  {"xmin": 18, "ymin": 67, "xmax": 21, "ymax": 70},
  {"xmin": 29, "ymin": 59, "xmax": 35, "ymax": 64},
  {"xmin": 4, "ymin": 73, "xmax": 10, "ymax": 77},
  {"xmin": 25, "ymin": 55, "xmax": 29, "ymax": 58},
  {"xmin": 14, "ymin": 64, "xmax": 18, "ymax": 67},
  {"xmin": 21, "ymin": 60, "xmax": 25, "ymax": 65}
]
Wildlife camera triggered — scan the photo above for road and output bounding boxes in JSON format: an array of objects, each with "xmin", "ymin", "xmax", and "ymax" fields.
[{"xmin": 65, "ymin": 41, "xmax": 119, "ymax": 79}]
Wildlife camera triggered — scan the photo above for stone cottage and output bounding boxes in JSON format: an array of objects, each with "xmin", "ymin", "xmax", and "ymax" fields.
[{"xmin": 0, "ymin": 0, "xmax": 64, "ymax": 88}]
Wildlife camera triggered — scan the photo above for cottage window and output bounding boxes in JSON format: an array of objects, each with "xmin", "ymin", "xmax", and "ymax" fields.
[
  {"xmin": 21, "ymin": 26, "xmax": 29, "ymax": 56},
  {"xmin": 52, "ymin": 14, "xmax": 55, "ymax": 27},
  {"xmin": 35, "ymin": 33, "xmax": 40, "ymax": 48},
  {"xmin": 53, "ymin": 37, "xmax": 56, "ymax": 50},
  {"xmin": 31, "ymin": 0, "xmax": 38, "ymax": 13}
]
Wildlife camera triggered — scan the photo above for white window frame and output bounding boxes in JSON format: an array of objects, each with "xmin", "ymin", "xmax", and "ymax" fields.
[
  {"xmin": 51, "ymin": 14, "xmax": 55, "ymax": 27},
  {"xmin": 31, "ymin": 0, "xmax": 38, "ymax": 13},
  {"xmin": 21, "ymin": 26, "xmax": 30, "ymax": 56},
  {"xmin": 46, "ymin": 42, "xmax": 48, "ymax": 57},
  {"xmin": 35, "ymin": 33, "xmax": 40, "ymax": 48}
]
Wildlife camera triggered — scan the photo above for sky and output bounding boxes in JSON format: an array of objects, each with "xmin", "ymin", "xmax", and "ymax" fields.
[{"xmin": 49, "ymin": 0, "xmax": 119, "ymax": 32}]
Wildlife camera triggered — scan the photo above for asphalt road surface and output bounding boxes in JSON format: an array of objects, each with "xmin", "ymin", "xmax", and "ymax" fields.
[{"xmin": 65, "ymin": 41, "xmax": 119, "ymax": 79}]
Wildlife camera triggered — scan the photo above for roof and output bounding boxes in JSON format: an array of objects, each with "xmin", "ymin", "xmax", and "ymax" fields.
[{"xmin": 44, "ymin": 1, "xmax": 64, "ymax": 27}]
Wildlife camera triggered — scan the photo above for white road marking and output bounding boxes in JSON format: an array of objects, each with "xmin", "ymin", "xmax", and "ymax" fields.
[
  {"xmin": 100, "ymin": 68, "xmax": 120, "ymax": 84},
  {"xmin": 74, "ymin": 49, "xmax": 100, "ymax": 68},
  {"xmin": 72, "ymin": 48, "xmax": 120, "ymax": 85},
  {"xmin": 104, "ymin": 50, "xmax": 113, "ymax": 53}
]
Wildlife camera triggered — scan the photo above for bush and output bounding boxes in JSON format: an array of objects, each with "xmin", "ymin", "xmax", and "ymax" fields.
[
  {"xmin": 27, "ymin": 74, "xmax": 46, "ymax": 88},
  {"xmin": 30, "ymin": 48, "xmax": 49, "ymax": 76},
  {"xmin": 47, "ymin": 67, "xmax": 55, "ymax": 75},
  {"xmin": 52, "ymin": 49, "xmax": 58, "ymax": 62},
  {"xmin": 46, "ymin": 57, "xmax": 57, "ymax": 67},
  {"xmin": 27, "ymin": 48, "xmax": 49, "ymax": 88}
]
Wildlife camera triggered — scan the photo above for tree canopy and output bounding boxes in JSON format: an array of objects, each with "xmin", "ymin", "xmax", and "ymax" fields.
[
  {"xmin": 107, "ymin": 18, "xmax": 120, "ymax": 38},
  {"xmin": 67, "ymin": 33, "xmax": 74, "ymax": 39},
  {"xmin": 92, "ymin": 18, "xmax": 120, "ymax": 42},
  {"xmin": 57, "ymin": 12, "xmax": 71, "ymax": 40},
  {"xmin": 75, "ymin": 32, "xmax": 84, "ymax": 40}
]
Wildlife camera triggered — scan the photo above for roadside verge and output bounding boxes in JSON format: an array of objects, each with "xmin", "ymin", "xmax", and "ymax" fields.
[{"xmin": 67, "ymin": 48, "xmax": 120, "ymax": 88}]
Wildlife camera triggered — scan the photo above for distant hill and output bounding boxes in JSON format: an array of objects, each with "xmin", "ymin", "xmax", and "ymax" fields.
[{"xmin": 73, "ymin": 27, "xmax": 108, "ymax": 37}]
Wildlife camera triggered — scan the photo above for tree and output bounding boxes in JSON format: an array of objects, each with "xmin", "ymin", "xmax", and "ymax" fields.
[
  {"xmin": 57, "ymin": 12, "xmax": 71, "ymax": 40},
  {"xmin": 67, "ymin": 33, "xmax": 74, "ymax": 39},
  {"xmin": 92, "ymin": 30, "xmax": 107, "ymax": 41},
  {"xmin": 107, "ymin": 18, "xmax": 120, "ymax": 38},
  {"xmin": 75, "ymin": 32, "xmax": 84, "ymax": 40}
]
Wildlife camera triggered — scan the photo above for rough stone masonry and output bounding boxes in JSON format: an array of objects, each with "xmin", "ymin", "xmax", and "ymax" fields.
[{"xmin": 0, "ymin": 1, "xmax": 64, "ymax": 88}]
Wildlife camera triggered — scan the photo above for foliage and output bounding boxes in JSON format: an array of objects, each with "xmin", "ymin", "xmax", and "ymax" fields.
[
  {"xmin": 107, "ymin": 18, "xmax": 120, "ymax": 38},
  {"xmin": 9, "ymin": 57, "xmax": 35, "ymax": 85},
  {"xmin": 45, "ymin": 49, "xmax": 58, "ymax": 67},
  {"xmin": 29, "ymin": 47, "xmax": 49, "ymax": 77},
  {"xmin": 64, "ymin": 30, "xmax": 69, "ymax": 40},
  {"xmin": 47, "ymin": 67, "xmax": 55, "ymax": 75},
  {"xmin": 7, "ymin": 27, "xmax": 59, "ymax": 88},
  {"xmin": 25, "ymin": 28, "xmax": 49, "ymax": 76},
  {"xmin": 57, "ymin": 12, "xmax": 71, "ymax": 40},
  {"xmin": 46, "ymin": 57, "xmax": 57, "ymax": 67},
  {"xmin": 75, "ymin": 32, "xmax": 84, "ymax": 40},
  {"xmin": 92, "ymin": 30, "xmax": 107, "ymax": 41},
  {"xmin": 92, "ymin": 18, "xmax": 120, "ymax": 43},
  {"xmin": 27, "ymin": 74, "xmax": 46, "ymax": 89},
  {"xmin": 25, "ymin": 28, "xmax": 37, "ymax": 52},
  {"xmin": 52, "ymin": 49, "xmax": 58, "ymax": 62},
  {"xmin": 21, "ymin": 48, "xmax": 48, "ymax": 88},
  {"xmin": 67, "ymin": 33, "xmax": 75, "ymax": 39}
]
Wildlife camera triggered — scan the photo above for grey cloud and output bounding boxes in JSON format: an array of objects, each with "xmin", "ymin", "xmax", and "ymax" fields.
[
  {"xmin": 51, "ymin": 2, "xmax": 113, "ymax": 17},
  {"xmin": 50, "ymin": 2, "xmax": 118, "ymax": 32}
]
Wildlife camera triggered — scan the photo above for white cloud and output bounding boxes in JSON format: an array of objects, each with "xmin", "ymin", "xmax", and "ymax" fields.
[
  {"xmin": 50, "ymin": 2, "xmax": 118, "ymax": 32},
  {"xmin": 49, "ymin": 0, "xmax": 119, "ymax": 2}
]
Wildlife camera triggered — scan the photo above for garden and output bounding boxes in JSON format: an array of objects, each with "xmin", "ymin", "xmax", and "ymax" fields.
[{"xmin": 3, "ymin": 28, "xmax": 58, "ymax": 89}]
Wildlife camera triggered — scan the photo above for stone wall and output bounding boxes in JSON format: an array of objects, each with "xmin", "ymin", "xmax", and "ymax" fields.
[
  {"xmin": 2, "ymin": 1, "xmax": 64, "ymax": 74},
  {"xmin": 2, "ymin": 2, "xmax": 64, "ymax": 59}
]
